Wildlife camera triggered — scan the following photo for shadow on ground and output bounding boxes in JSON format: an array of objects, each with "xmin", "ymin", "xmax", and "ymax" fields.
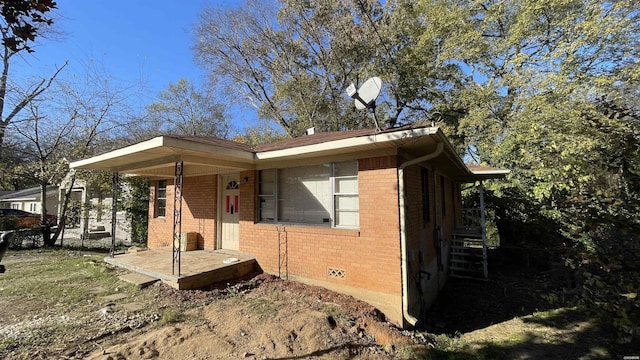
[
  {"xmin": 424, "ymin": 248, "xmax": 556, "ymax": 334},
  {"xmin": 420, "ymin": 248, "xmax": 640, "ymax": 359}
]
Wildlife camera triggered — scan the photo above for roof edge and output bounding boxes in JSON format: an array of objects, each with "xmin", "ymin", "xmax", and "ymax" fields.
[{"xmin": 70, "ymin": 137, "xmax": 166, "ymax": 169}]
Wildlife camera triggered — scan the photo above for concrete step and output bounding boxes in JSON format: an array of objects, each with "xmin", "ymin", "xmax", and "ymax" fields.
[{"xmin": 119, "ymin": 272, "xmax": 159, "ymax": 288}]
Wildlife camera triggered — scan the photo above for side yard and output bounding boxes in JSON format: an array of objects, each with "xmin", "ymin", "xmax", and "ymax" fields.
[{"xmin": 0, "ymin": 247, "xmax": 637, "ymax": 359}]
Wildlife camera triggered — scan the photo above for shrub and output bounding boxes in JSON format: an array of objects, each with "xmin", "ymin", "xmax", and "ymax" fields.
[{"xmin": 0, "ymin": 216, "xmax": 18, "ymax": 231}]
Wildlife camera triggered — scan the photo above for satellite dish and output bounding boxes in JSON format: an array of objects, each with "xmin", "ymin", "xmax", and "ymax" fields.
[
  {"xmin": 345, "ymin": 76, "xmax": 383, "ymax": 131},
  {"xmin": 346, "ymin": 77, "xmax": 382, "ymax": 110}
]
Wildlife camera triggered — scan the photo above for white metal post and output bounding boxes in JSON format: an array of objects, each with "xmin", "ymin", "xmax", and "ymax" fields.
[{"xmin": 479, "ymin": 180, "xmax": 488, "ymax": 279}]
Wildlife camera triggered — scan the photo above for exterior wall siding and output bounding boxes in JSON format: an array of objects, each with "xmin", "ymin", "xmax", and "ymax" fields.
[
  {"xmin": 143, "ymin": 157, "xmax": 466, "ymax": 327},
  {"xmin": 239, "ymin": 156, "xmax": 404, "ymax": 324},
  {"xmin": 147, "ymin": 175, "xmax": 218, "ymax": 250},
  {"xmin": 403, "ymin": 165, "xmax": 462, "ymax": 323}
]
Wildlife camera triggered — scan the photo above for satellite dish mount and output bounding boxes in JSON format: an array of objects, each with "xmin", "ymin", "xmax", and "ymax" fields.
[{"xmin": 346, "ymin": 77, "xmax": 383, "ymax": 131}]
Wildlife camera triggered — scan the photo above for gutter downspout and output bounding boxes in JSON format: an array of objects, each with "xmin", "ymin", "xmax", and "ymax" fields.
[{"xmin": 398, "ymin": 141, "xmax": 444, "ymax": 327}]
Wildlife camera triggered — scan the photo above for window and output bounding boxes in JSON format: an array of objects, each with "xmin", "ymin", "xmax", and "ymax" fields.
[
  {"xmin": 440, "ymin": 176, "xmax": 446, "ymax": 216},
  {"xmin": 258, "ymin": 161, "xmax": 359, "ymax": 228},
  {"xmin": 29, "ymin": 203, "xmax": 37, "ymax": 212},
  {"xmin": 421, "ymin": 168, "xmax": 430, "ymax": 224},
  {"xmin": 333, "ymin": 161, "xmax": 359, "ymax": 227},
  {"xmin": 226, "ymin": 180, "xmax": 239, "ymax": 190},
  {"xmin": 452, "ymin": 182, "xmax": 458, "ymax": 218},
  {"xmin": 156, "ymin": 180, "xmax": 167, "ymax": 217}
]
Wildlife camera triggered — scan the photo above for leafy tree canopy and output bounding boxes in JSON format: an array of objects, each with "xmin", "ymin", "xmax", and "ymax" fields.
[
  {"xmin": 0, "ymin": 0, "xmax": 57, "ymax": 53},
  {"xmin": 195, "ymin": 0, "xmax": 639, "ymax": 340},
  {"xmin": 132, "ymin": 79, "xmax": 230, "ymax": 140},
  {"xmin": 193, "ymin": 0, "xmax": 465, "ymax": 137}
]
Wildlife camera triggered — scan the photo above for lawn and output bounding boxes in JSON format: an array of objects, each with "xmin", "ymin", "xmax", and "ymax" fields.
[{"xmin": 0, "ymin": 247, "xmax": 636, "ymax": 359}]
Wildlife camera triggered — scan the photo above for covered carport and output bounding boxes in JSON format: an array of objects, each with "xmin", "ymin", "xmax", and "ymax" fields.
[{"xmin": 70, "ymin": 135, "xmax": 256, "ymax": 276}]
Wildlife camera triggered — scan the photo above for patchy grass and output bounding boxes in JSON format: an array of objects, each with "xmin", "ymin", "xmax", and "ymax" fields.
[
  {"xmin": 159, "ymin": 308, "xmax": 184, "ymax": 325},
  {"xmin": 2, "ymin": 250, "xmax": 128, "ymax": 297},
  {"xmin": 0, "ymin": 249, "xmax": 133, "ymax": 319},
  {"xmin": 0, "ymin": 249, "xmax": 163, "ymax": 358},
  {"xmin": 2, "ymin": 248, "xmax": 636, "ymax": 359}
]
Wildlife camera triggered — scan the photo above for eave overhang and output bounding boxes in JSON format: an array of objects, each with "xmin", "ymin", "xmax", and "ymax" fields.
[
  {"xmin": 70, "ymin": 126, "xmax": 510, "ymax": 182},
  {"xmin": 70, "ymin": 136, "xmax": 255, "ymax": 178}
]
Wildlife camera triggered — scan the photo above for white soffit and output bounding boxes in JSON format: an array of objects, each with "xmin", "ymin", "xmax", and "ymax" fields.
[
  {"xmin": 70, "ymin": 136, "xmax": 255, "ymax": 173},
  {"xmin": 70, "ymin": 127, "xmax": 445, "ymax": 173}
]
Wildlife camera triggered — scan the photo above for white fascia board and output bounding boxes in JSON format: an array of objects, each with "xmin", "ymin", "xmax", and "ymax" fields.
[
  {"xmin": 3, "ymin": 197, "xmax": 37, "ymax": 201},
  {"xmin": 471, "ymin": 169, "xmax": 511, "ymax": 175},
  {"xmin": 255, "ymin": 127, "xmax": 439, "ymax": 160},
  {"xmin": 71, "ymin": 136, "xmax": 255, "ymax": 170},
  {"xmin": 470, "ymin": 169, "xmax": 511, "ymax": 177},
  {"xmin": 70, "ymin": 137, "xmax": 165, "ymax": 169}
]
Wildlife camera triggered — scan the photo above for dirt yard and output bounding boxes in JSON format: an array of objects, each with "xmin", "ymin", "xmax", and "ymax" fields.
[
  {"xmin": 1, "ymin": 248, "xmax": 637, "ymax": 359},
  {"xmin": 84, "ymin": 275, "xmax": 413, "ymax": 360}
]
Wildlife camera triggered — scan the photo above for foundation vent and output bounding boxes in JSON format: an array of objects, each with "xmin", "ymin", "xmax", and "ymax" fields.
[{"xmin": 327, "ymin": 267, "xmax": 346, "ymax": 279}]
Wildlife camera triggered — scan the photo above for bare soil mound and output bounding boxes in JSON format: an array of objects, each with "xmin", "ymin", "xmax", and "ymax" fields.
[{"xmin": 86, "ymin": 274, "xmax": 410, "ymax": 360}]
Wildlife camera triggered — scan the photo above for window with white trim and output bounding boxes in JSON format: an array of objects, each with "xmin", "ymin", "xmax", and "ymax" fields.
[
  {"xmin": 29, "ymin": 202, "xmax": 37, "ymax": 212},
  {"xmin": 156, "ymin": 180, "xmax": 167, "ymax": 218},
  {"xmin": 258, "ymin": 161, "xmax": 359, "ymax": 228}
]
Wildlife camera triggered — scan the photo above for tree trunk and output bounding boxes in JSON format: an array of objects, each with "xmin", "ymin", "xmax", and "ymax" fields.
[
  {"xmin": 50, "ymin": 172, "xmax": 77, "ymax": 243},
  {"xmin": 40, "ymin": 181, "xmax": 53, "ymax": 246}
]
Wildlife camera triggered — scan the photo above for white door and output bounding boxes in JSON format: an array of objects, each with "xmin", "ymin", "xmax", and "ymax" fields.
[{"xmin": 220, "ymin": 175, "xmax": 240, "ymax": 250}]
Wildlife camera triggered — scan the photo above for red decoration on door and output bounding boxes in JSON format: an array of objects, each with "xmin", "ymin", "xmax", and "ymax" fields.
[
  {"xmin": 234, "ymin": 196, "xmax": 239, "ymax": 214},
  {"xmin": 226, "ymin": 196, "xmax": 230, "ymax": 213}
]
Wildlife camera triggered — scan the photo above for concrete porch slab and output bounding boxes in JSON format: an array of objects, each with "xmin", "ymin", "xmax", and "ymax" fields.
[
  {"xmin": 119, "ymin": 272, "xmax": 159, "ymax": 288},
  {"xmin": 104, "ymin": 249, "xmax": 257, "ymax": 290}
]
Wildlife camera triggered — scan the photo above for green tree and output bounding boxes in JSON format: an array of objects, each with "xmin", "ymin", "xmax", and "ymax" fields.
[
  {"xmin": 120, "ymin": 176, "xmax": 149, "ymax": 245},
  {"xmin": 415, "ymin": 0, "xmax": 639, "ymax": 341},
  {"xmin": 0, "ymin": 0, "xmax": 57, "ymax": 53},
  {"xmin": 193, "ymin": 0, "xmax": 464, "ymax": 137},
  {"xmin": 5, "ymin": 60, "xmax": 142, "ymax": 246},
  {"xmin": 135, "ymin": 78, "xmax": 230, "ymax": 139},
  {"xmin": 0, "ymin": 0, "xmax": 60, "ymax": 149},
  {"xmin": 232, "ymin": 124, "xmax": 286, "ymax": 145},
  {"xmin": 413, "ymin": 0, "xmax": 639, "ymax": 238}
]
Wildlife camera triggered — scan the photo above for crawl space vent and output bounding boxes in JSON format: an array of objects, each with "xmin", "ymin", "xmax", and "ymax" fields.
[{"xmin": 327, "ymin": 267, "xmax": 346, "ymax": 279}]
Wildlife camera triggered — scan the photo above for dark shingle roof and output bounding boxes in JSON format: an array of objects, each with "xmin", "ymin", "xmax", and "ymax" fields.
[
  {"xmin": 164, "ymin": 136, "xmax": 255, "ymax": 152},
  {"xmin": 168, "ymin": 124, "xmax": 432, "ymax": 154}
]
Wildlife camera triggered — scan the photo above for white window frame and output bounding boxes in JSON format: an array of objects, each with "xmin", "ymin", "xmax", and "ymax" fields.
[
  {"xmin": 258, "ymin": 161, "xmax": 359, "ymax": 229},
  {"xmin": 155, "ymin": 180, "xmax": 167, "ymax": 218},
  {"xmin": 332, "ymin": 162, "xmax": 359, "ymax": 228}
]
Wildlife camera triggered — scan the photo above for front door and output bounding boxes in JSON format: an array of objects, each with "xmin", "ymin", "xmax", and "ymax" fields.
[{"xmin": 220, "ymin": 174, "xmax": 240, "ymax": 250}]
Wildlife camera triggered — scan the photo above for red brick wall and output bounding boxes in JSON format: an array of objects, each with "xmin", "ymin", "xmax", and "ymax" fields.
[
  {"xmin": 402, "ymin": 168, "xmax": 462, "ymax": 261},
  {"xmin": 147, "ymin": 175, "xmax": 218, "ymax": 249},
  {"xmin": 439, "ymin": 174, "xmax": 455, "ymax": 242},
  {"xmin": 403, "ymin": 165, "xmax": 462, "ymax": 318},
  {"xmin": 239, "ymin": 156, "xmax": 402, "ymax": 297},
  {"xmin": 403, "ymin": 165, "xmax": 427, "ymax": 263}
]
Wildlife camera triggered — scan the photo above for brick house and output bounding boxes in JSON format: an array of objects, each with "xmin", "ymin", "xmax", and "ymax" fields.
[{"xmin": 71, "ymin": 125, "xmax": 507, "ymax": 327}]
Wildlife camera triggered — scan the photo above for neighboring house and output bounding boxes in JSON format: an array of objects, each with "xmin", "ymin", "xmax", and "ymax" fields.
[
  {"xmin": 71, "ymin": 124, "xmax": 508, "ymax": 327},
  {"xmin": 0, "ymin": 177, "xmax": 132, "ymax": 243},
  {"xmin": 58, "ymin": 173, "xmax": 132, "ymax": 243},
  {"xmin": 0, "ymin": 186, "xmax": 59, "ymax": 216}
]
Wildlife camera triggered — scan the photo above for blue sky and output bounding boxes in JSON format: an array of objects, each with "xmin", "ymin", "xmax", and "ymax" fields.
[{"xmin": 11, "ymin": 0, "xmax": 257, "ymax": 130}]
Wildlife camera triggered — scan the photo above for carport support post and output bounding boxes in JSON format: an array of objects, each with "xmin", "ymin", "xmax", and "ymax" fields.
[
  {"xmin": 479, "ymin": 180, "xmax": 488, "ymax": 279},
  {"xmin": 110, "ymin": 173, "xmax": 119, "ymax": 258},
  {"xmin": 172, "ymin": 162, "xmax": 184, "ymax": 276}
]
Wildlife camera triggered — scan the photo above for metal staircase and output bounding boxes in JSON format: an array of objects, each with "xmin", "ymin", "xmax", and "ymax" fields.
[
  {"xmin": 450, "ymin": 228, "xmax": 487, "ymax": 279},
  {"xmin": 449, "ymin": 184, "xmax": 489, "ymax": 280}
]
